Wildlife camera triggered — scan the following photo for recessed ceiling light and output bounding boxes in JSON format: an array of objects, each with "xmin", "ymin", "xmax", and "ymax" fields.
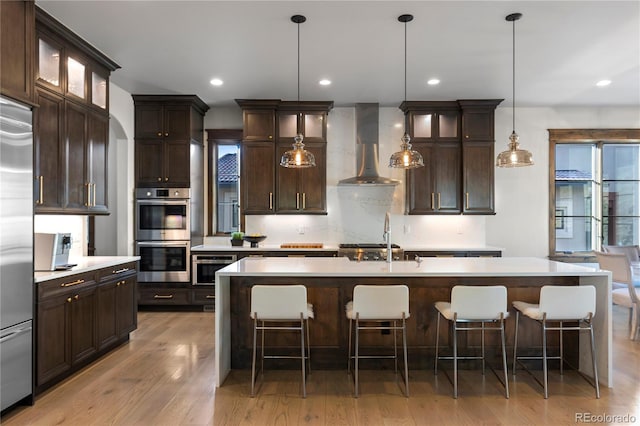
[
  {"xmin": 427, "ymin": 78, "xmax": 440, "ymax": 85},
  {"xmin": 210, "ymin": 78, "xmax": 223, "ymax": 86},
  {"xmin": 394, "ymin": 123, "xmax": 403, "ymax": 128},
  {"xmin": 596, "ymin": 79, "xmax": 611, "ymax": 87},
  {"xmin": 319, "ymin": 79, "xmax": 331, "ymax": 86}
]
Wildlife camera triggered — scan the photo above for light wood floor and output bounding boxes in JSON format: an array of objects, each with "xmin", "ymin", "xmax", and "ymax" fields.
[{"xmin": 3, "ymin": 306, "xmax": 639, "ymax": 425}]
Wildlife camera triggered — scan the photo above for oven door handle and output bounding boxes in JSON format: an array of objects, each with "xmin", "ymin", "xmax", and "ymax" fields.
[
  {"xmin": 137, "ymin": 241, "xmax": 189, "ymax": 247},
  {"xmin": 195, "ymin": 260, "xmax": 234, "ymax": 264}
]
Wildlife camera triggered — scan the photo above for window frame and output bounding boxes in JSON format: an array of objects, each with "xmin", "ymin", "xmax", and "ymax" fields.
[
  {"xmin": 206, "ymin": 129, "xmax": 243, "ymax": 236},
  {"xmin": 548, "ymin": 129, "xmax": 640, "ymax": 262}
]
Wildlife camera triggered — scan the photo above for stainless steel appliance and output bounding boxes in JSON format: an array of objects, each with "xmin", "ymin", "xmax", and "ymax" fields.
[
  {"xmin": 338, "ymin": 243, "xmax": 404, "ymax": 262},
  {"xmin": 135, "ymin": 188, "xmax": 190, "ymax": 241},
  {"xmin": 0, "ymin": 96, "xmax": 33, "ymax": 410},
  {"xmin": 34, "ymin": 232, "xmax": 73, "ymax": 271},
  {"xmin": 192, "ymin": 254, "xmax": 237, "ymax": 286},
  {"xmin": 135, "ymin": 240, "xmax": 190, "ymax": 283}
]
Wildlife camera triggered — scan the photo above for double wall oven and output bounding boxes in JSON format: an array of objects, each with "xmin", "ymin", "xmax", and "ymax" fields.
[{"xmin": 135, "ymin": 188, "xmax": 191, "ymax": 283}]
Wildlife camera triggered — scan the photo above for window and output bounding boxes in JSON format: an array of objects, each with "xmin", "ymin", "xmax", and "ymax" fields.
[
  {"xmin": 549, "ymin": 129, "xmax": 640, "ymax": 259},
  {"xmin": 207, "ymin": 130, "xmax": 242, "ymax": 235}
]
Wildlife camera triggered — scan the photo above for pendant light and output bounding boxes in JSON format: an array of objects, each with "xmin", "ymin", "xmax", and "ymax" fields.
[
  {"xmin": 389, "ymin": 14, "xmax": 424, "ymax": 169},
  {"xmin": 280, "ymin": 14, "xmax": 316, "ymax": 168},
  {"xmin": 496, "ymin": 13, "xmax": 534, "ymax": 168}
]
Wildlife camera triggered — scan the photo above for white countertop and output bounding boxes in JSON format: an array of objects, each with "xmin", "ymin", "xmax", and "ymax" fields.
[
  {"xmin": 35, "ymin": 256, "xmax": 140, "ymax": 283},
  {"xmin": 216, "ymin": 256, "xmax": 608, "ymax": 277},
  {"xmin": 192, "ymin": 244, "xmax": 502, "ymax": 252}
]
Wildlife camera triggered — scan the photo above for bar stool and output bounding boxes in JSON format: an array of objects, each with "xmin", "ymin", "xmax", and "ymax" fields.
[
  {"xmin": 250, "ymin": 284, "xmax": 313, "ymax": 398},
  {"xmin": 346, "ymin": 284, "xmax": 410, "ymax": 397},
  {"xmin": 512, "ymin": 285, "xmax": 599, "ymax": 399},
  {"xmin": 434, "ymin": 285, "xmax": 510, "ymax": 399}
]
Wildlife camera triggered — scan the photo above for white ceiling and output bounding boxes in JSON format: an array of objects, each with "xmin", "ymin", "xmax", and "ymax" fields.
[{"xmin": 36, "ymin": 1, "xmax": 640, "ymax": 108}]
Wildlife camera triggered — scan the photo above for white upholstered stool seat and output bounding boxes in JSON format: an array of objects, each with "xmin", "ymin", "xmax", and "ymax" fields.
[
  {"xmin": 346, "ymin": 285, "xmax": 410, "ymax": 398},
  {"xmin": 512, "ymin": 285, "xmax": 600, "ymax": 399},
  {"xmin": 250, "ymin": 284, "xmax": 313, "ymax": 398},
  {"xmin": 434, "ymin": 285, "xmax": 510, "ymax": 399}
]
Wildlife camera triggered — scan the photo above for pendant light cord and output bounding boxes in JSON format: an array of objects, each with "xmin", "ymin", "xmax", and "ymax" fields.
[
  {"xmin": 297, "ymin": 21, "xmax": 300, "ymax": 103},
  {"xmin": 404, "ymin": 20, "xmax": 407, "ymax": 104},
  {"xmin": 512, "ymin": 17, "xmax": 516, "ymax": 134}
]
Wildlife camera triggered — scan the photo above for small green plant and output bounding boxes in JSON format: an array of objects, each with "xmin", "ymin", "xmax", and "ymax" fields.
[{"xmin": 231, "ymin": 231, "xmax": 244, "ymax": 240}]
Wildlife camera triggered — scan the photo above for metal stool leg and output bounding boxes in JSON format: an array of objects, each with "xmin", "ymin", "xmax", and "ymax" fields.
[
  {"xmin": 481, "ymin": 321, "xmax": 486, "ymax": 375},
  {"xmin": 300, "ymin": 316, "xmax": 306, "ymax": 398},
  {"xmin": 402, "ymin": 315, "xmax": 409, "ymax": 397},
  {"xmin": 306, "ymin": 318, "xmax": 311, "ymax": 375},
  {"xmin": 588, "ymin": 319, "xmax": 600, "ymax": 398},
  {"xmin": 347, "ymin": 318, "xmax": 352, "ymax": 374},
  {"xmin": 354, "ymin": 315, "xmax": 360, "ymax": 398},
  {"xmin": 393, "ymin": 320, "xmax": 398, "ymax": 374},
  {"xmin": 500, "ymin": 316, "xmax": 509, "ymax": 398},
  {"xmin": 251, "ymin": 316, "xmax": 258, "ymax": 397},
  {"xmin": 453, "ymin": 315, "xmax": 459, "ymax": 399},
  {"xmin": 261, "ymin": 320, "xmax": 265, "ymax": 376},
  {"xmin": 559, "ymin": 321, "xmax": 564, "ymax": 375},
  {"xmin": 542, "ymin": 316, "xmax": 549, "ymax": 399},
  {"xmin": 513, "ymin": 310, "xmax": 520, "ymax": 376},
  {"xmin": 434, "ymin": 311, "xmax": 441, "ymax": 375}
]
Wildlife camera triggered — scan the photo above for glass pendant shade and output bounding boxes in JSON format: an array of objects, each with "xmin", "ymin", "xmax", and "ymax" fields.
[
  {"xmin": 496, "ymin": 131, "xmax": 534, "ymax": 167},
  {"xmin": 389, "ymin": 133, "xmax": 424, "ymax": 169},
  {"xmin": 280, "ymin": 133, "xmax": 315, "ymax": 168}
]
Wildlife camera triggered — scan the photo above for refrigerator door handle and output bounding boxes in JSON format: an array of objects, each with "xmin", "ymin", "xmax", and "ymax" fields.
[{"xmin": 0, "ymin": 326, "xmax": 32, "ymax": 343}]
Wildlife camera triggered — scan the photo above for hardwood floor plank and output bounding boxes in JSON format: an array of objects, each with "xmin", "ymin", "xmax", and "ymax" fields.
[{"xmin": 2, "ymin": 307, "xmax": 639, "ymax": 425}]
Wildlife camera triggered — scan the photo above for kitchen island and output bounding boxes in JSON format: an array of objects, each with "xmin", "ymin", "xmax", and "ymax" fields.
[{"xmin": 215, "ymin": 256, "xmax": 611, "ymax": 387}]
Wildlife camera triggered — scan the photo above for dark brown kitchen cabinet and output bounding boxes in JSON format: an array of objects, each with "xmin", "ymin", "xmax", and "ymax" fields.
[
  {"xmin": 34, "ymin": 88, "xmax": 64, "ymax": 211},
  {"xmin": 276, "ymin": 142, "xmax": 327, "ymax": 213},
  {"xmin": 97, "ymin": 266, "xmax": 137, "ymax": 349},
  {"xmin": 241, "ymin": 141, "xmax": 275, "ymax": 214},
  {"xmin": 459, "ymin": 100, "xmax": 502, "ymax": 214},
  {"xmin": 36, "ymin": 261, "xmax": 138, "ymax": 394},
  {"xmin": 36, "ymin": 272, "xmax": 97, "ymax": 390},
  {"xmin": 401, "ymin": 99, "xmax": 502, "ymax": 215},
  {"xmin": 0, "ymin": 0, "xmax": 35, "ymax": 105},
  {"xmin": 401, "ymin": 102, "xmax": 462, "ymax": 215},
  {"xmin": 237, "ymin": 99, "xmax": 332, "ymax": 216},
  {"xmin": 34, "ymin": 7, "xmax": 118, "ymax": 215},
  {"xmin": 133, "ymin": 95, "xmax": 209, "ymax": 188},
  {"xmin": 407, "ymin": 142, "xmax": 461, "ymax": 214}
]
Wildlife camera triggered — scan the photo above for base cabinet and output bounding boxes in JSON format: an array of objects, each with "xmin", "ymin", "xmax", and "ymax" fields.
[{"xmin": 36, "ymin": 261, "xmax": 138, "ymax": 394}]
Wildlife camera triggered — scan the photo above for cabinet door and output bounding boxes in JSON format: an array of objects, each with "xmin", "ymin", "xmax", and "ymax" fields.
[
  {"xmin": 117, "ymin": 275, "xmax": 137, "ymax": 337},
  {"xmin": 164, "ymin": 139, "xmax": 191, "ymax": 186},
  {"xmin": 134, "ymin": 104, "xmax": 164, "ymax": 139},
  {"xmin": 243, "ymin": 110, "xmax": 275, "ymax": 141},
  {"xmin": 463, "ymin": 142, "xmax": 495, "ymax": 214},
  {"xmin": 164, "ymin": 105, "xmax": 190, "ymax": 140},
  {"xmin": 241, "ymin": 142, "xmax": 275, "ymax": 214},
  {"xmin": 275, "ymin": 143, "xmax": 299, "ymax": 213},
  {"xmin": 433, "ymin": 142, "xmax": 461, "ymax": 214},
  {"xmin": 135, "ymin": 139, "xmax": 164, "ymax": 186},
  {"xmin": 69, "ymin": 286, "xmax": 97, "ymax": 365},
  {"xmin": 64, "ymin": 101, "xmax": 89, "ymax": 211},
  {"xmin": 462, "ymin": 109, "xmax": 495, "ymax": 142},
  {"xmin": 96, "ymin": 279, "xmax": 118, "ymax": 350},
  {"xmin": 37, "ymin": 295, "xmax": 71, "ymax": 386},
  {"xmin": 1, "ymin": 0, "xmax": 35, "ymax": 104},
  {"xmin": 34, "ymin": 88, "xmax": 64, "ymax": 211},
  {"xmin": 299, "ymin": 143, "xmax": 326, "ymax": 213},
  {"xmin": 87, "ymin": 112, "xmax": 108, "ymax": 213},
  {"xmin": 407, "ymin": 144, "xmax": 436, "ymax": 214}
]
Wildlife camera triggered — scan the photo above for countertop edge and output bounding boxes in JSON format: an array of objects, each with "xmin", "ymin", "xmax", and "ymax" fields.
[{"xmin": 35, "ymin": 256, "xmax": 140, "ymax": 283}]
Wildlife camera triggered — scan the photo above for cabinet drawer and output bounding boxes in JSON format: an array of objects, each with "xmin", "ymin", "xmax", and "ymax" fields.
[
  {"xmin": 98, "ymin": 262, "xmax": 137, "ymax": 282},
  {"xmin": 192, "ymin": 288, "xmax": 216, "ymax": 305},
  {"xmin": 38, "ymin": 271, "xmax": 97, "ymax": 300},
  {"xmin": 138, "ymin": 288, "xmax": 190, "ymax": 305}
]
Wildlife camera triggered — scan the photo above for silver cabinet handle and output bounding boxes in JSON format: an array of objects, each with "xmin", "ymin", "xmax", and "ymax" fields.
[
  {"xmin": 92, "ymin": 183, "xmax": 96, "ymax": 206},
  {"xmin": 269, "ymin": 192, "xmax": 273, "ymax": 210},
  {"xmin": 465, "ymin": 192, "xmax": 470, "ymax": 210},
  {"xmin": 438, "ymin": 193, "xmax": 441, "ymax": 210},
  {"xmin": 302, "ymin": 193, "xmax": 306, "ymax": 209},
  {"xmin": 296, "ymin": 193, "xmax": 300, "ymax": 210},
  {"xmin": 38, "ymin": 176, "xmax": 44, "ymax": 205},
  {"xmin": 154, "ymin": 294, "xmax": 174, "ymax": 299},
  {"xmin": 85, "ymin": 183, "xmax": 91, "ymax": 207},
  {"xmin": 431, "ymin": 193, "xmax": 435, "ymax": 210}
]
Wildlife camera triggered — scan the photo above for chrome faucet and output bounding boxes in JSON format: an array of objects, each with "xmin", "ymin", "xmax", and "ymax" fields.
[{"xmin": 383, "ymin": 211, "xmax": 392, "ymax": 263}]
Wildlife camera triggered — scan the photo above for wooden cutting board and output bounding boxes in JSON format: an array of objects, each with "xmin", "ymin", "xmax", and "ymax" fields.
[{"xmin": 280, "ymin": 243, "xmax": 324, "ymax": 249}]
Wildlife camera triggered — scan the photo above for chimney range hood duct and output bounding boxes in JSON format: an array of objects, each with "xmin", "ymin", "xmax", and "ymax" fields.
[{"xmin": 338, "ymin": 103, "xmax": 400, "ymax": 186}]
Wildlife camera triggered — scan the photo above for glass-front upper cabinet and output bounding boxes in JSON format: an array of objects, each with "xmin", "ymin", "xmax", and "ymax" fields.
[
  {"xmin": 67, "ymin": 56, "xmax": 86, "ymax": 99},
  {"xmin": 410, "ymin": 111, "xmax": 458, "ymax": 141},
  {"xmin": 277, "ymin": 111, "xmax": 326, "ymax": 142},
  {"xmin": 92, "ymin": 71, "xmax": 107, "ymax": 109},
  {"xmin": 37, "ymin": 38, "xmax": 61, "ymax": 89}
]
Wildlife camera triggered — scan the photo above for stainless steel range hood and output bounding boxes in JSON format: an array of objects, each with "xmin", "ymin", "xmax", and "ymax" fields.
[{"xmin": 338, "ymin": 103, "xmax": 400, "ymax": 186}]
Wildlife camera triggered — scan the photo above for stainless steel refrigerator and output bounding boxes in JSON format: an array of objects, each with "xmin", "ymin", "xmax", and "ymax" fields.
[{"xmin": 0, "ymin": 95, "xmax": 33, "ymax": 411}]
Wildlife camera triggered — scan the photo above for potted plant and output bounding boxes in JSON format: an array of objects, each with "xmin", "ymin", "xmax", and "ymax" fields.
[{"xmin": 230, "ymin": 231, "xmax": 244, "ymax": 246}]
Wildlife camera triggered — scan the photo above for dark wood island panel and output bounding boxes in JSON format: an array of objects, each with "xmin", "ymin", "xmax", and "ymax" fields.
[{"xmin": 229, "ymin": 275, "xmax": 580, "ymax": 370}]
